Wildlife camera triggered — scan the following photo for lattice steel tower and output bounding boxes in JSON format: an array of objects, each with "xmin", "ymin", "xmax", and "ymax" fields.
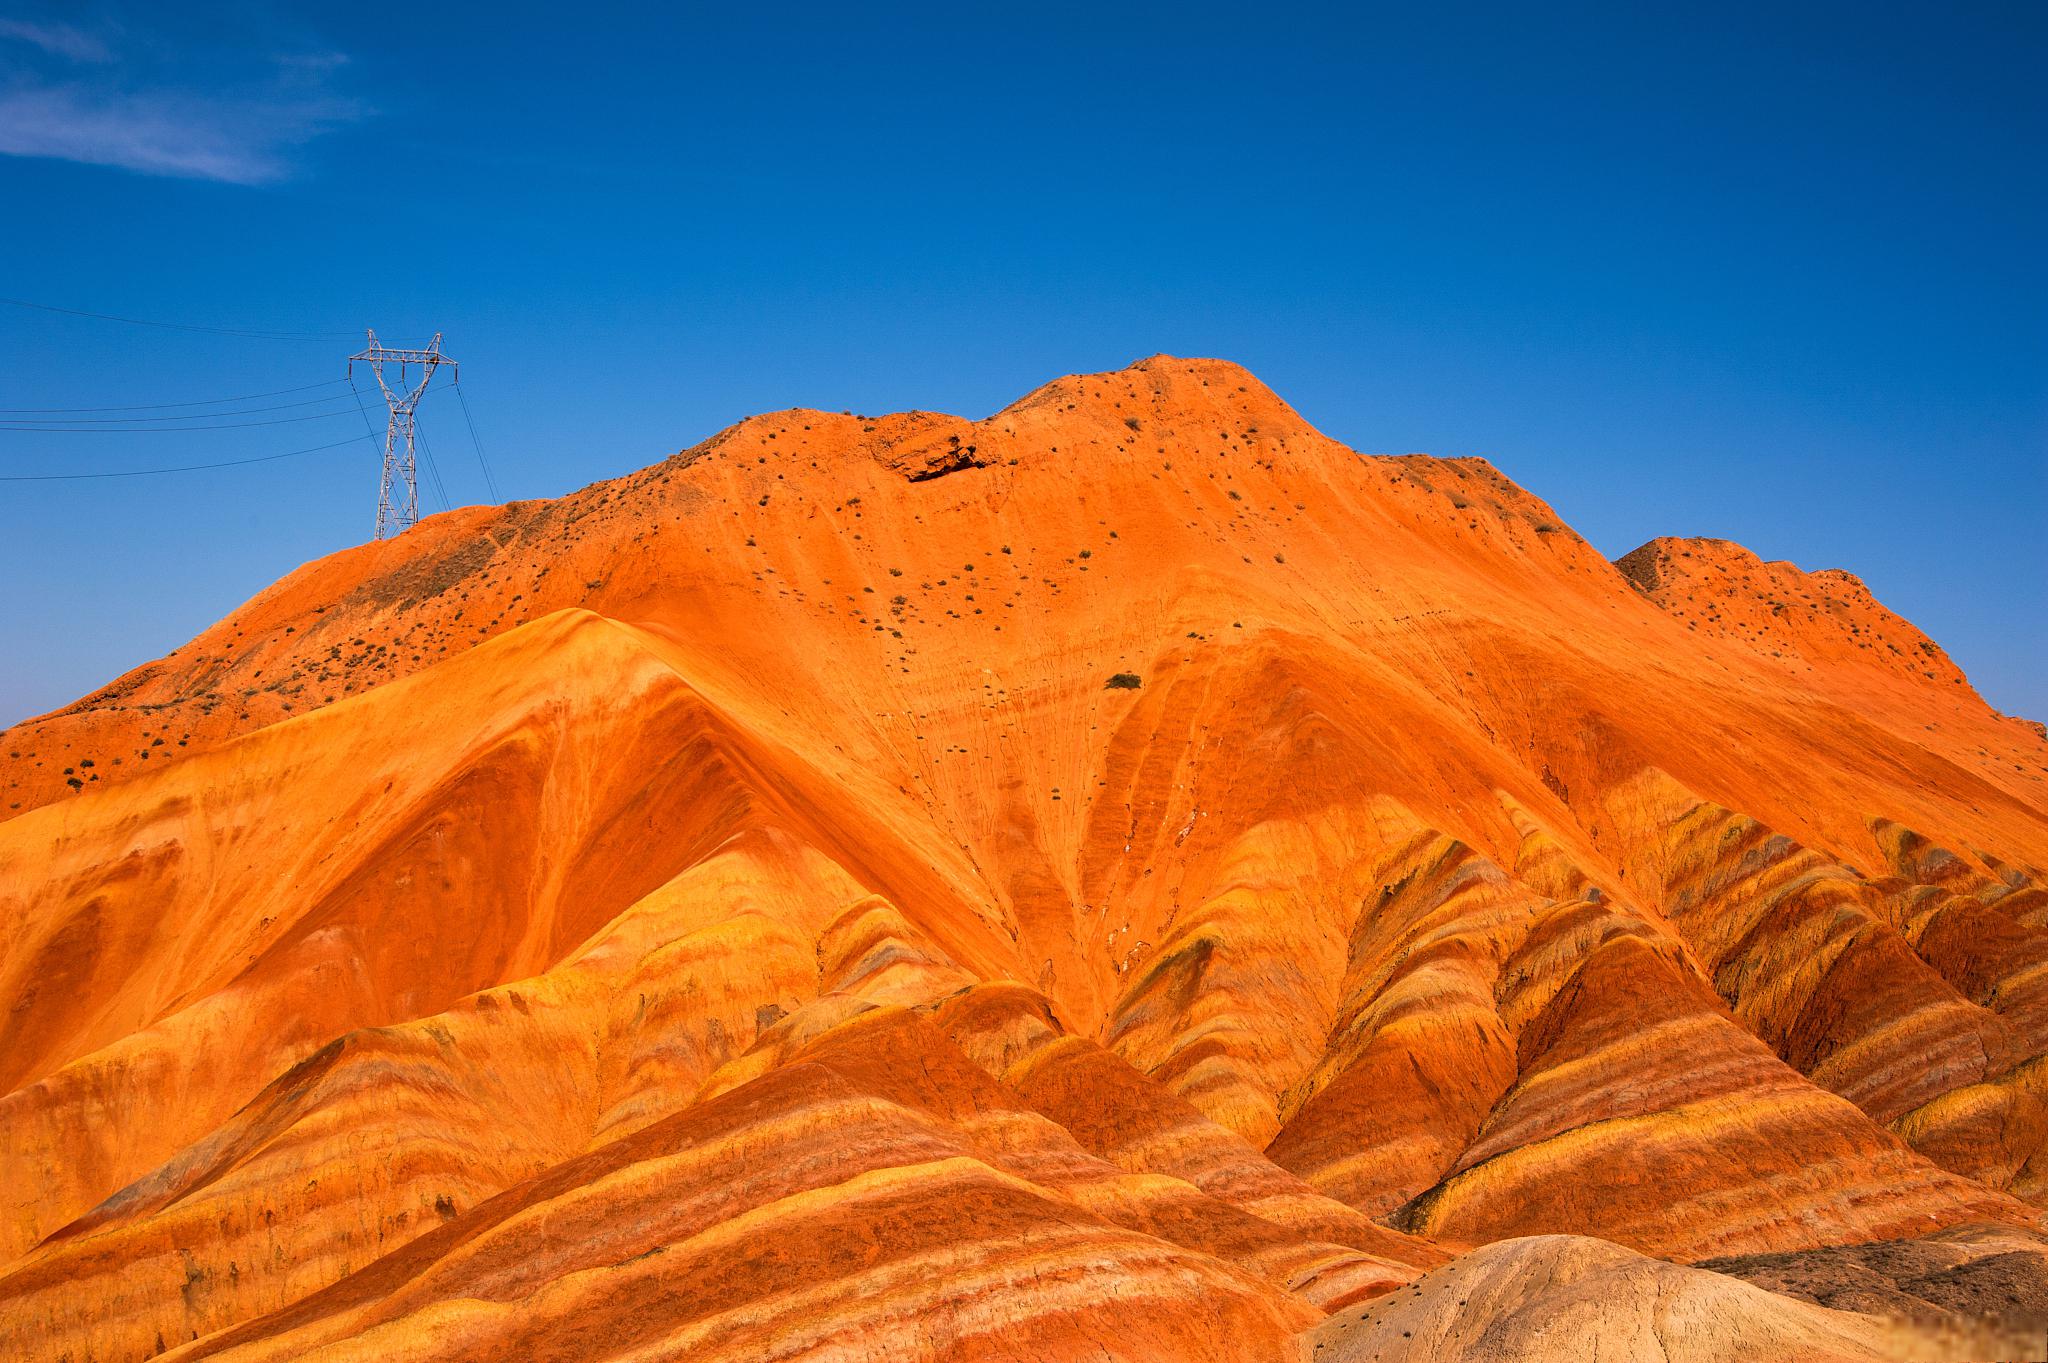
[{"xmin": 349, "ymin": 329, "xmax": 456, "ymax": 539}]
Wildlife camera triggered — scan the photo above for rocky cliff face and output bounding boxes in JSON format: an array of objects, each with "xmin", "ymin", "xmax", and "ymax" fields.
[{"xmin": 3, "ymin": 357, "xmax": 2044, "ymax": 1361}]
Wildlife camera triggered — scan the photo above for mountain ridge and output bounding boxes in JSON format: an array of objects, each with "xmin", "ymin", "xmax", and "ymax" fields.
[
  {"xmin": 2, "ymin": 356, "xmax": 2045, "ymax": 1362},
  {"xmin": 5, "ymin": 357, "xmax": 2038, "ymax": 834}
]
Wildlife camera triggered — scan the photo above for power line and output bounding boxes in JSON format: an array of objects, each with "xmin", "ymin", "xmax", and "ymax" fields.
[
  {"xmin": 415, "ymin": 422, "xmax": 454, "ymax": 513},
  {"xmin": 1, "ymin": 296, "xmax": 359, "ymax": 341},
  {"xmin": 0, "ymin": 434, "xmax": 372, "ymax": 482},
  {"xmin": 349, "ymin": 376, "xmax": 384, "ymax": 446},
  {"xmin": 0, "ymin": 407, "xmax": 361, "ymax": 434},
  {"xmin": 0, "ymin": 392, "xmax": 364, "ymax": 425},
  {"xmin": 454, "ymin": 382, "xmax": 502, "ymax": 502},
  {"xmin": 0, "ymin": 378, "xmax": 349, "ymax": 415}
]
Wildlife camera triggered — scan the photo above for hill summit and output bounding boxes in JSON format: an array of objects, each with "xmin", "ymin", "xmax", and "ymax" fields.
[{"xmin": 3, "ymin": 357, "xmax": 2046, "ymax": 1361}]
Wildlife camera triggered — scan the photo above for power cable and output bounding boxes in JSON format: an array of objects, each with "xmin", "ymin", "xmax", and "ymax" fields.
[
  {"xmin": 0, "ymin": 392, "xmax": 365, "ymax": 425},
  {"xmin": 454, "ymin": 382, "xmax": 502, "ymax": 502},
  {"xmin": 0, "ymin": 378, "xmax": 349, "ymax": 415},
  {"xmin": 0, "ymin": 434, "xmax": 372, "ymax": 482},
  {"xmin": 348, "ymin": 376, "xmax": 384, "ymax": 449},
  {"xmin": 415, "ymin": 423, "xmax": 454, "ymax": 512},
  {"xmin": 0, "ymin": 407, "xmax": 360, "ymax": 434}
]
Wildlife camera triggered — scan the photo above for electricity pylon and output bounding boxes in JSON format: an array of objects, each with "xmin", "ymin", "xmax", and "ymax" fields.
[{"xmin": 349, "ymin": 329, "xmax": 456, "ymax": 540}]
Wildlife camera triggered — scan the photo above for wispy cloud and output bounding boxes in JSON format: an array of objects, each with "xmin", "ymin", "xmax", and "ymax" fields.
[
  {"xmin": 0, "ymin": 83, "xmax": 357, "ymax": 182},
  {"xmin": 0, "ymin": 8, "xmax": 364, "ymax": 183},
  {"xmin": 0, "ymin": 17, "xmax": 112, "ymax": 63}
]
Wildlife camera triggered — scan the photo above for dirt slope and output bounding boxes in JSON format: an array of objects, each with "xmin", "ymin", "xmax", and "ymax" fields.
[{"xmin": 3, "ymin": 356, "xmax": 2046, "ymax": 1361}]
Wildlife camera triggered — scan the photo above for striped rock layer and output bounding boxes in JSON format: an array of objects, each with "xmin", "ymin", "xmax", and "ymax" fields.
[{"xmin": 2, "ymin": 357, "xmax": 2045, "ymax": 1361}]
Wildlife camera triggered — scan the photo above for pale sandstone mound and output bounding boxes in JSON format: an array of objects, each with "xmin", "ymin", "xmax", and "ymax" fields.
[{"xmin": 1300, "ymin": 1235, "xmax": 1983, "ymax": 1363}]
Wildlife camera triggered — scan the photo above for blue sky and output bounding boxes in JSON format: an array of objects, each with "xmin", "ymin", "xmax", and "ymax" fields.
[{"xmin": 2, "ymin": 2, "xmax": 2042, "ymax": 726}]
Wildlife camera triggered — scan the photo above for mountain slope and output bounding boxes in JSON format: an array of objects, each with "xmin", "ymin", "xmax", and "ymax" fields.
[{"xmin": 2, "ymin": 356, "xmax": 2045, "ymax": 1362}]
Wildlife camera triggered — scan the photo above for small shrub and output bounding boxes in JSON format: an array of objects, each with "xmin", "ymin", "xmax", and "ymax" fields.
[{"xmin": 1104, "ymin": 673, "xmax": 1143, "ymax": 690}]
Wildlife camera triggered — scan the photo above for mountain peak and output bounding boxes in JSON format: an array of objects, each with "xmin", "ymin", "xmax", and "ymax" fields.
[
  {"xmin": 1615, "ymin": 534, "xmax": 1973, "ymax": 695},
  {"xmin": 1000, "ymin": 353, "xmax": 1296, "ymax": 415}
]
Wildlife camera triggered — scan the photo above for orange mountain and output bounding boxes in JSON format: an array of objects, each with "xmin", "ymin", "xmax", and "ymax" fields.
[{"xmin": 3, "ymin": 356, "xmax": 2045, "ymax": 1361}]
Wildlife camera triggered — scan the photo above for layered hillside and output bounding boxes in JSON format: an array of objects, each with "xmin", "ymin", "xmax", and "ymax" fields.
[{"xmin": 2, "ymin": 357, "xmax": 2045, "ymax": 1362}]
